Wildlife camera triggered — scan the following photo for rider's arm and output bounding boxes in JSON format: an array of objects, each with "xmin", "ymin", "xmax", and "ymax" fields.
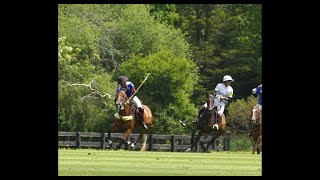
[
  {"xmin": 252, "ymin": 88, "xmax": 257, "ymax": 95},
  {"xmin": 127, "ymin": 83, "xmax": 136, "ymax": 98},
  {"xmin": 222, "ymin": 87, "xmax": 233, "ymax": 102},
  {"xmin": 220, "ymin": 95, "xmax": 233, "ymax": 102}
]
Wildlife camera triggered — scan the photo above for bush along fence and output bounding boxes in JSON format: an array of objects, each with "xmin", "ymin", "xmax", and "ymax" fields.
[{"xmin": 58, "ymin": 131, "xmax": 231, "ymax": 152}]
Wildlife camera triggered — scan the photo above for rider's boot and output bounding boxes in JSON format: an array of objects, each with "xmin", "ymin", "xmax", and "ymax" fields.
[{"xmin": 138, "ymin": 107, "xmax": 147, "ymax": 130}]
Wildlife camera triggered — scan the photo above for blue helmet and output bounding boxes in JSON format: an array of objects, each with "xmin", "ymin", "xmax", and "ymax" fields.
[{"xmin": 117, "ymin": 76, "xmax": 128, "ymax": 84}]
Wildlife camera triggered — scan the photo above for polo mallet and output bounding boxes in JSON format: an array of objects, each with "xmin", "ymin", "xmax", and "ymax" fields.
[{"xmin": 126, "ymin": 73, "xmax": 151, "ymax": 104}]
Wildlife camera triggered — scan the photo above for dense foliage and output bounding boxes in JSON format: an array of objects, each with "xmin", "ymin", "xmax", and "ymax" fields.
[{"xmin": 58, "ymin": 4, "xmax": 262, "ymax": 135}]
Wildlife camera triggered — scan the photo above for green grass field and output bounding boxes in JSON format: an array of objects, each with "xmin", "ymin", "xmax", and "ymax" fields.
[{"xmin": 58, "ymin": 149, "xmax": 262, "ymax": 176}]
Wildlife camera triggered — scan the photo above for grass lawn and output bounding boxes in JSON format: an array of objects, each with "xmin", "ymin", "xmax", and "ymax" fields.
[{"xmin": 58, "ymin": 149, "xmax": 262, "ymax": 176}]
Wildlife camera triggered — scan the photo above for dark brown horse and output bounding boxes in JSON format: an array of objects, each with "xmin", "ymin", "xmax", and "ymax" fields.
[
  {"xmin": 107, "ymin": 89, "xmax": 153, "ymax": 150},
  {"xmin": 249, "ymin": 104, "xmax": 262, "ymax": 154},
  {"xmin": 186, "ymin": 94, "xmax": 227, "ymax": 152}
]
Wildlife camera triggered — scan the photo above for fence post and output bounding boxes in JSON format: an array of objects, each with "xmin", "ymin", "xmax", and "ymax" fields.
[
  {"xmin": 214, "ymin": 139, "xmax": 220, "ymax": 151},
  {"xmin": 223, "ymin": 131, "xmax": 231, "ymax": 151},
  {"xmin": 101, "ymin": 133, "xmax": 106, "ymax": 150},
  {"xmin": 148, "ymin": 134, "xmax": 153, "ymax": 151},
  {"xmin": 170, "ymin": 135, "xmax": 175, "ymax": 152},
  {"xmin": 76, "ymin": 132, "xmax": 81, "ymax": 149}
]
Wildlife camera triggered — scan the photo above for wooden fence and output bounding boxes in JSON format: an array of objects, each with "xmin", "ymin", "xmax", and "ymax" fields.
[{"xmin": 58, "ymin": 131, "xmax": 231, "ymax": 152}]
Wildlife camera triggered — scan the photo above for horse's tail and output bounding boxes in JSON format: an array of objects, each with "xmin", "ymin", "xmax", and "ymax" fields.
[{"xmin": 142, "ymin": 105, "xmax": 153, "ymax": 126}]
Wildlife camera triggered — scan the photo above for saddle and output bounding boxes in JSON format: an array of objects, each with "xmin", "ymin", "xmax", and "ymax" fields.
[{"xmin": 130, "ymin": 105, "xmax": 144, "ymax": 122}]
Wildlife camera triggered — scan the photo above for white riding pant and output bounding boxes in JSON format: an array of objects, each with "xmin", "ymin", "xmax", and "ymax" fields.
[
  {"xmin": 214, "ymin": 97, "xmax": 226, "ymax": 116},
  {"xmin": 131, "ymin": 96, "xmax": 142, "ymax": 109},
  {"xmin": 203, "ymin": 98, "xmax": 226, "ymax": 116},
  {"xmin": 258, "ymin": 104, "xmax": 262, "ymax": 111}
]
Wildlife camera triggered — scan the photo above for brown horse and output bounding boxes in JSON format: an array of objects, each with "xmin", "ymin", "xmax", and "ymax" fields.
[
  {"xmin": 186, "ymin": 94, "xmax": 227, "ymax": 152},
  {"xmin": 107, "ymin": 89, "xmax": 153, "ymax": 150},
  {"xmin": 249, "ymin": 104, "xmax": 262, "ymax": 154}
]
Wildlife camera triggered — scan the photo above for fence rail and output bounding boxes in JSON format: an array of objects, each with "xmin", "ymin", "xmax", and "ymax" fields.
[{"xmin": 58, "ymin": 131, "xmax": 231, "ymax": 152}]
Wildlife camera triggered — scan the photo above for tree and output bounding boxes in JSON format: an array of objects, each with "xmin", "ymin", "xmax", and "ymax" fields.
[
  {"xmin": 227, "ymin": 95, "xmax": 258, "ymax": 134},
  {"xmin": 175, "ymin": 4, "xmax": 262, "ymax": 101},
  {"xmin": 58, "ymin": 36, "xmax": 116, "ymax": 132},
  {"xmin": 117, "ymin": 50, "xmax": 199, "ymax": 134}
]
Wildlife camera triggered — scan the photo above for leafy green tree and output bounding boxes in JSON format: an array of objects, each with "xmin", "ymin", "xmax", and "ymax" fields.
[
  {"xmin": 58, "ymin": 4, "xmax": 261, "ymax": 134},
  {"xmin": 149, "ymin": 4, "xmax": 180, "ymax": 26},
  {"xmin": 117, "ymin": 50, "xmax": 199, "ymax": 134},
  {"xmin": 114, "ymin": 5, "xmax": 189, "ymax": 62},
  {"xmin": 227, "ymin": 95, "xmax": 258, "ymax": 134},
  {"xmin": 175, "ymin": 4, "xmax": 262, "ymax": 101},
  {"xmin": 58, "ymin": 36, "xmax": 116, "ymax": 132},
  {"xmin": 59, "ymin": 4, "xmax": 190, "ymax": 72}
]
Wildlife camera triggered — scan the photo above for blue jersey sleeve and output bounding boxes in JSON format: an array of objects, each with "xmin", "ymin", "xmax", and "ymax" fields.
[
  {"xmin": 256, "ymin": 86, "xmax": 262, "ymax": 104},
  {"xmin": 257, "ymin": 86, "xmax": 262, "ymax": 95},
  {"xmin": 126, "ymin": 82, "xmax": 135, "ymax": 97}
]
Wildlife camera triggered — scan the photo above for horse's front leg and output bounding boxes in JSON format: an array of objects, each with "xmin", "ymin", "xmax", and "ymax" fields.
[
  {"xmin": 107, "ymin": 122, "xmax": 119, "ymax": 150},
  {"xmin": 199, "ymin": 135, "xmax": 208, "ymax": 152},
  {"xmin": 186, "ymin": 131, "xmax": 201, "ymax": 152},
  {"xmin": 253, "ymin": 135, "xmax": 262, "ymax": 154},
  {"xmin": 185, "ymin": 129, "xmax": 196, "ymax": 152},
  {"xmin": 190, "ymin": 129, "xmax": 196, "ymax": 144},
  {"xmin": 119, "ymin": 129, "xmax": 132, "ymax": 151},
  {"xmin": 206, "ymin": 133, "xmax": 219, "ymax": 152}
]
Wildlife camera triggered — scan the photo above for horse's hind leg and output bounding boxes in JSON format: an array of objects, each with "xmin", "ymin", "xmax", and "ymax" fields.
[
  {"xmin": 116, "ymin": 139, "xmax": 124, "ymax": 150},
  {"xmin": 128, "ymin": 136, "xmax": 136, "ymax": 150}
]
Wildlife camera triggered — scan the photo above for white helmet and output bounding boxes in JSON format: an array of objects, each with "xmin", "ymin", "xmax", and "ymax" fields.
[{"xmin": 223, "ymin": 75, "xmax": 234, "ymax": 82}]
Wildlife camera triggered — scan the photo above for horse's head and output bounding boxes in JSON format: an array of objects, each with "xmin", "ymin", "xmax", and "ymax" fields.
[
  {"xmin": 115, "ymin": 89, "xmax": 129, "ymax": 111},
  {"xmin": 251, "ymin": 105, "xmax": 261, "ymax": 124},
  {"xmin": 197, "ymin": 94, "xmax": 215, "ymax": 126},
  {"xmin": 207, "ymin": 94, "xmax": 215, "ymax": 111}
]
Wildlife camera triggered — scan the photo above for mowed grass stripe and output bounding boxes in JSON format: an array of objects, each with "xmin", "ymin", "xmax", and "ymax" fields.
[
  {"xmin": 59, "ymin": 158, "xmax": 258, "ymax": 166},
  {"xmin": 59, "ymin": 150, "xmax": 259, "ymax": 159},
  {"xmin": 59, "ymin": 164, "xmax": 260, "ymax": 176},
  {"xmin": 58, "ymin": 149, "xmax": 261, "ymax": 176}
]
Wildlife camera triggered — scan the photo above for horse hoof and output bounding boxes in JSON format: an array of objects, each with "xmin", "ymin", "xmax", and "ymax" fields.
[
  {"xmin": 201, "ymin": 144, "xmax": 208, "ymax": 151},
  {"xmin": 213, "ymin": 124, "xmax": 219, "ymax": 130},
  {"xmin": 108, "ymin": 140, "xmax": 113, "ymax": 145},
  {"xmin": 185, "ymin": 148, "xmax": 191, "ymax": 152},
  {"xmin": 130, "ymin": 142, "xmax": 136, "ymax": 148}
]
